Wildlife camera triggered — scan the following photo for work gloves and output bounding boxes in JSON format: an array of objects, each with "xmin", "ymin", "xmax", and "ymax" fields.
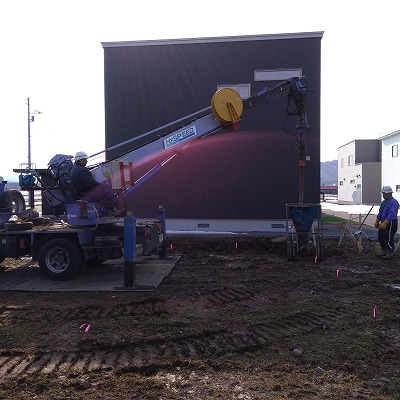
[
  {"xmin": 379, "ymin": 220, "xmax": 389, "ymax": 230},
  {"xmin": 374, "ymin": 219, "xmax": 380, "ymax": 229}
]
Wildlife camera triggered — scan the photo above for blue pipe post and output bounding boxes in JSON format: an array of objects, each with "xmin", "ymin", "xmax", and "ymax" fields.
[
  {"xmin": 157, "ymin": 205, "xmax": 167, "ymax": 258},
  {"xmin": 123, "ymin": 212, "xmax": 137, "ymax": 287}
]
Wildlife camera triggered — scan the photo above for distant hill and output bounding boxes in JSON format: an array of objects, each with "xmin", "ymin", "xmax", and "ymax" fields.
[{"xmin": 320, "ymin": 160, "xmax": 338, "ymax": 186}]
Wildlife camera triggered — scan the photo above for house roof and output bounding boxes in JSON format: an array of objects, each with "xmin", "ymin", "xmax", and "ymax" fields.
[
  {"xmin": 338, "ymin": 138, "xmax": 379, "ymax": 149},
  {"xmin": 101, "ymin": 31, "xmax": 324, "ymax": 48},
  {"xmin": 379, "ymin": 129, "xmax": 400, "ymax": 141}
]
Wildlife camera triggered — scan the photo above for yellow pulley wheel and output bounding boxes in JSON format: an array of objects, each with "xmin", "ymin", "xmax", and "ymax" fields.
[{"xmin": 211, "ymin": 88, "xmax": 243, "ymax": 123}]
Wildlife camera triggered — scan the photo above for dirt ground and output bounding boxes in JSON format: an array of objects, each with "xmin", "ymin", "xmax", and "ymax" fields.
[{"xmin": 0, "ymin": 235, "xmax": 400, "ymax": 399}]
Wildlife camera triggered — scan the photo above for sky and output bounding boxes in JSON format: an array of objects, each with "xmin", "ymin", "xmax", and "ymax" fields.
[{"xmin": 1, "ymin": 0, "xmax": 399, "ymax": 181}]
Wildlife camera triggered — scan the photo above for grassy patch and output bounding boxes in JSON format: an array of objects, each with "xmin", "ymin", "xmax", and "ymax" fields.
[{"xmin": 322, "ymin": 214, "xmax": 358, "ymax": 224}]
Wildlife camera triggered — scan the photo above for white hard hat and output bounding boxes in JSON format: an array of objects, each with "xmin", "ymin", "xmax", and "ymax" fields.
[
  {"xmin": 74, "ymin": 151, "xmax": 89, "ymax": 161},
  {"xmin": 380, "ymin": 186, "xmax": 393, "ymax": 194}
]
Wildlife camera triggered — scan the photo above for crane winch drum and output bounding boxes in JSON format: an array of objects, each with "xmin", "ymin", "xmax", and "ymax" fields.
[{"xmin": 211, "ymin": 88, "xmax": 244, "ymax": 123}]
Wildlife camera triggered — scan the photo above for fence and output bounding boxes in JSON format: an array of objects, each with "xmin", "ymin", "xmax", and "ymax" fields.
[
  {"xmin": 320, "ymin": 193, "xmax": 338, "ymax": 203},
  {"xmin": 22, "ymin": 192, "xmax": 42, "ymax": 212}
]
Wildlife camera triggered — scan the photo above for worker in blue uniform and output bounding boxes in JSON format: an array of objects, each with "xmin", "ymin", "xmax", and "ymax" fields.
[
  {"xmin": 70, "ymin": 151, "xmax": 125, "ymax": 216},
  {"xmin": 374, "ymin": 186, "xmax": 399, "ymax": 259}
]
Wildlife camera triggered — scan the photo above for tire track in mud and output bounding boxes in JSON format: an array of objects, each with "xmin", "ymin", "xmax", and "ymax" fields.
[
  {"xmin": 0, "ymin": 275, "xmax": 300, "ymax": 323},
  {"xmin": 0, "ymin": 274, "xmax": 361, "ymax": 380},
  {"xmin": 0, "ymin": 285, "xmax": 260, "ymax": 323},
  {"xmin": 0, "ymin": 306, "xmax": 357, "ymax": 380},
  {"xmin": 0, "ymin": 297, "xmax": 166, "ymax": 322}
]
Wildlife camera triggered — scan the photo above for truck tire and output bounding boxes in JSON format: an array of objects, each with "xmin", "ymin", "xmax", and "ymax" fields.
[
  {"xmin": 0, "ymin": 190, "xmax": 26, "ymax": 213},
  {"xmin": 38, "ymin": 238, "xmax": 82, "ymax": 280}
]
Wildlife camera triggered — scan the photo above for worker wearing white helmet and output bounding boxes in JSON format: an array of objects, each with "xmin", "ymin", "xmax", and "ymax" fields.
[
  {"xmin": 70, "ymin": 151, "xmax": 125, "ymax": 217},
  {"xmin": 374, "ymin": 186, "xmax": 399, "ymax": 259},
  {"xmin": 74, "ymin": 151, "xmax": 89, "ymax": 161}
]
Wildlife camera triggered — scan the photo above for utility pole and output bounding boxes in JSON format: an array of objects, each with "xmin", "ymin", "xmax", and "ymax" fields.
[
  {"xmin": 26, "ymin": 97, "xmax": 42, "ymax": 208},
  {"xmin": 27, "ymin": 97, "xmax": 32, "ymax": 170},
  {"xmin": 27, "ymin": 97, "xmax": 42, "ymax": 169}
]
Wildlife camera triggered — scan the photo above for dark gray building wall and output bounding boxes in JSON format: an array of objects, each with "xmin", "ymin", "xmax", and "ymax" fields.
[
  {"xmin": 361, "ymin": 162, "xmax": 381, "ymax": 204},
  {"xmin": 102, "ymin": 32, "xmax": 323, "ymax": 221},
  {"xmin": 354, "ymin": 140, "xmax": 380, "ymax": 164}
]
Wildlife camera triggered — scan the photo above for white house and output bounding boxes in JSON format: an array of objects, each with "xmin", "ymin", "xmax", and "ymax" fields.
[
  {"xmin": 337, "ymin": 139, "xmax": 381, "ymax": 204},
  {"xmin": 380, "ymin": 129, "xmax": 400, "ymax": 203}
]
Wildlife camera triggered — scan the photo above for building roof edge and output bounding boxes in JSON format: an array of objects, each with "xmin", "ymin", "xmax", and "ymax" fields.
[
  {"xmin": 338, "ymin": 138, "xmax": 379, "ymax": 149},
  {"xmin": 101, "ymin": 31, "xmax": 325, "ymax": 48},
  {"xmin": 379, "ymin": 129, "xmax": 400, "ymax": 140}
]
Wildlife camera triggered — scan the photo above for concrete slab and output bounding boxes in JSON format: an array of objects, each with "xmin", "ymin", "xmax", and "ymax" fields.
[{"xmin": 2, "ymin": 256, "xmax": 180, "ymax": 292}]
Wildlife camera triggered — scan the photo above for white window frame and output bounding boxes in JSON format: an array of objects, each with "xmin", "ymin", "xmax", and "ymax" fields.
[
  {"xmin": 254, "ymin": 68, "xmax": 302, "ymax": 81},
  {"xmin": 392, "ymin": 144, "xmax": 398, "ymax": 157},
  {"xmin": 348, "ymin": 155, "xmax": 353, "ymax": 166}
]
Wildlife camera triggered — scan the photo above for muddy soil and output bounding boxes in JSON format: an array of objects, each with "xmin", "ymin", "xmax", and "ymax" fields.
[{"xmin": 0, "ymin": 236, "xmax": 399, "ymax": 399}]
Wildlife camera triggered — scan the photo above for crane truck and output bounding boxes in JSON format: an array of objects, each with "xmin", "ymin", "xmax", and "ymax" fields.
[{"xmin": 0, "ymin": 76, "xmax": 309, "ymax": 281}]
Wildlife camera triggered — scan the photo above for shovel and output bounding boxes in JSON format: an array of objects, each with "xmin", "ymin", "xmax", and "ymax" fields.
[{"xmin": 353, "ymin": 205, "xmax": 375, "ymax": 242}]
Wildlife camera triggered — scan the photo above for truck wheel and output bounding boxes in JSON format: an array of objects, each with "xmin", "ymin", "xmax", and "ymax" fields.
[
  {"xmin": 0, "ymin": 190, "xmax": 26, "ymax": 213},
  {"xmin": 38, "ymin": 238, "xmax": 82, "ymax": 280}
]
